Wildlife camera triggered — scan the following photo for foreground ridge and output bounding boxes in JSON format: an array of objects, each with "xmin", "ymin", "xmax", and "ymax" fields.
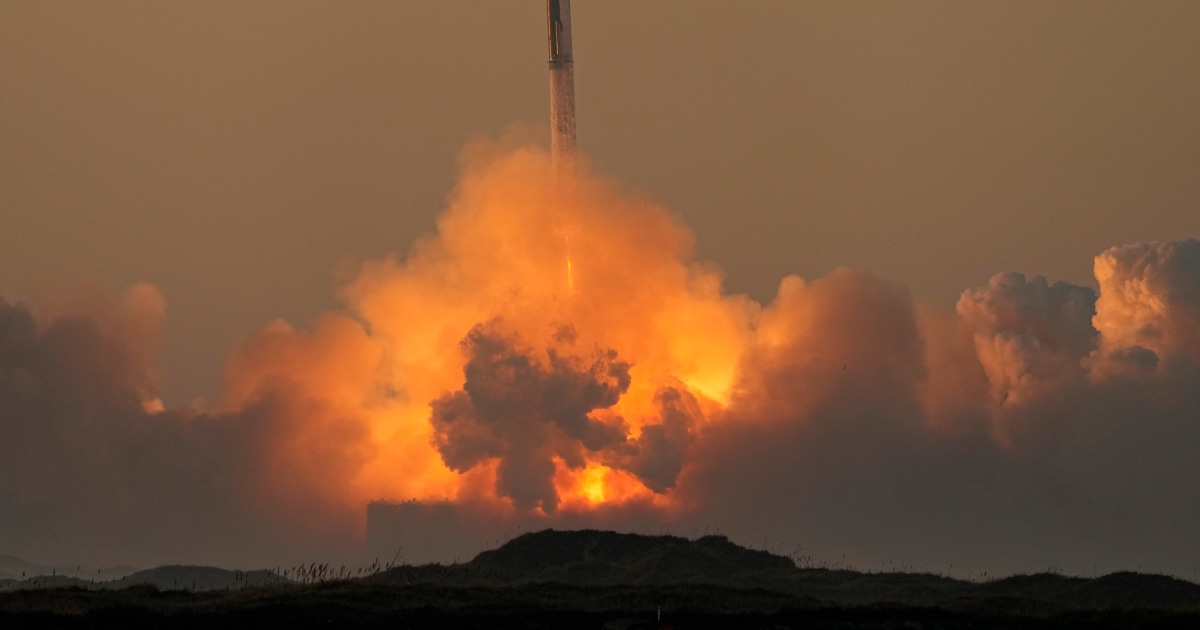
[{"xmin": 3, "ymin": 530, "xmax": 1199, "ymax": 628}]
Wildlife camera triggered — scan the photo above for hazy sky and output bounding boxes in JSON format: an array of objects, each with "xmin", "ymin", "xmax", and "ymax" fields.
[{"xmin": 3, "ymin": 2, "xmax": 1198, "ymax": 403}]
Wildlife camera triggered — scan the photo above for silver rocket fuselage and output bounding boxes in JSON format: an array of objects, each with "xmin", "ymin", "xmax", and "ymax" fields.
[{"xmin": 548, "ymin": 0, "xmax": 576, "ymax": 172}]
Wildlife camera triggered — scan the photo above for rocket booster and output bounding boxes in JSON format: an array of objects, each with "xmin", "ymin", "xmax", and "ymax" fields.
[
  {"xmin": 547, "ymin": 0, "xmax": 572, "ymax": 64},
  {"xmin": 548, "ymin": 0, "xmax": 577, "ymax": 171}
]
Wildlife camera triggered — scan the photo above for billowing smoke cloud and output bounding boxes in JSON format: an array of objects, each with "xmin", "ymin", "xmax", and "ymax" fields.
[
  {"xmin": 430, "ymin": 319, "xmax": 701, "ymax": 512},
  {"xmin": 0, "ymin": 289, "xmax": 380, "ymax": 566},
  {"xmin": 680, "ymin": 239, "xmax": 1200, "ymax": 576},
  {"xmin": 955, "ymin": 272, "xmax": 1098, "ymax": 445},
  {"xmin": 1, "ymin": 142, "xmax": 1198, "ymax": 577},
  {"xmin": 430, "ymin": 321, "xmax": 631, "ymax": 512},
  {"xmin": 1093, "ymin": 239, "xmax": 1200, "ymax": 364}
]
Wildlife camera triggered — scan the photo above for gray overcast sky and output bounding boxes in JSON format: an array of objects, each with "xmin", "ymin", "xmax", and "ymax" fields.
[{"xmin": 2, "ymin": 1, "xmax": 1198, "ymax": 404}]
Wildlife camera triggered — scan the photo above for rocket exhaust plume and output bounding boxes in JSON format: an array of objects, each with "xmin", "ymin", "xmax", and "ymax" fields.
[
  {"xmin": 548, "ymin": 0, "xmax": 576, "ymax": 174},
  {"xmin": 6, "ymin": 142, "xmax": 1200, "ymax": 576},
  {"xmin": 5, "ymin": 7, "xmax": 1200, "ymax": 580}
]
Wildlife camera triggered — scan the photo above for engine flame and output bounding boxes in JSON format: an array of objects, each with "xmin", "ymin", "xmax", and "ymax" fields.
[{"xmin": 567, "ymin": 255, "xmax": 574, "ymax": 294}]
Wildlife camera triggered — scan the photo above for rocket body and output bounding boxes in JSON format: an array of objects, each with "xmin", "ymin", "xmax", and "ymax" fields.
[{"xmin": 548, "ymin": 0, "xmax": 577, "ymax": 172}]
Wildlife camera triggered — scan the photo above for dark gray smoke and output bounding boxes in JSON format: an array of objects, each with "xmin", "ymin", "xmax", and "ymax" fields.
[
  {"xmin": 430, "ymin": 320, "xmax": 700, "ymax": 511},
  {"xmin": 673, "ymin": 242, "xmax": 1200, "ymax": 577},
  {"xmin": 0, "ymin": 291, "xmax": 372, "ymax": 568}
]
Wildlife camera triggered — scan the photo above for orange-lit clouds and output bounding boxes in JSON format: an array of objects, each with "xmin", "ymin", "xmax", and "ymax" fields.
[
  {"xmin": 326, "ymin": 142, "xmax": 754, "ymax": 513},
  {"xmin": 1, "ymin": 142, "xmax": 1199, "ymax": 574}
]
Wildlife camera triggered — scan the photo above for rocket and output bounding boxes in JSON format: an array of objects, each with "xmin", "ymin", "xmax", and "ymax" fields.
[{"xmin": 547, "ymin": 0, "xmax": 577, "ymax": 172}]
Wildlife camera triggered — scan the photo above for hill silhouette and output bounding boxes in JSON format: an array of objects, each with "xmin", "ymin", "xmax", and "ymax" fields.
[
  {"xmin": 0, "ymin": 554, "xmax": 135, "ymax": 583},
  {"xmin": 373, "ymin": 529, "xmax": 1200, "ymax": 613},
  {"xmin": 3, "ymin": 529, "xmax": 1200, "ymax": 627},
  {"xmin": 465, "ymin": 530, "xmax": 793, "ymax": 587},
  {"xmin": 0, "ymin": 564, "xmax": 284, "ymax": 593}
]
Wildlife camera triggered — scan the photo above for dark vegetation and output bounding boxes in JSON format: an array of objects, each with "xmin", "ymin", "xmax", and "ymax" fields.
[{"xmin": 2, "ymin": 529, "xmax": 1199, "ymax": 628}]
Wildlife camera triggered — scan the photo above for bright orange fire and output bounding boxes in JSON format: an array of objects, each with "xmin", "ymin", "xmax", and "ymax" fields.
[{"xmin": 554, "ymin": 462, "xmax": 659, "ymax": 509}]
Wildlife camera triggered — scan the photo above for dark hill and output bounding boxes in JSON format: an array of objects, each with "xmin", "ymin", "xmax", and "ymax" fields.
[
  {"xmin": 981, "ymin": 571, "xmax": 1200, "ymax": 611},
  {"xmin": 375, "ymin": 528, "xmax": 1200, "ymax": 613},
  {"xmin": 0, "ymin": 564, "xmax": 285, "ymax": 593},
  {"xmin": 4, "ymin": 530, "xmax": 1200, "ymax": 627},
  {"xmin": 107, "ymin": 565, "xmax": 285, "ymax": 591},
  {"xmin": 466, "ymin": 530, "xmax": 794, "ymax": 587}
]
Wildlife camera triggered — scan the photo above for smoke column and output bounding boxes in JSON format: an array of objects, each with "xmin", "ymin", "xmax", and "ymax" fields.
[{"xmin": 547, "ymin": 0, "xmax": 577, "ymax": 174}]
